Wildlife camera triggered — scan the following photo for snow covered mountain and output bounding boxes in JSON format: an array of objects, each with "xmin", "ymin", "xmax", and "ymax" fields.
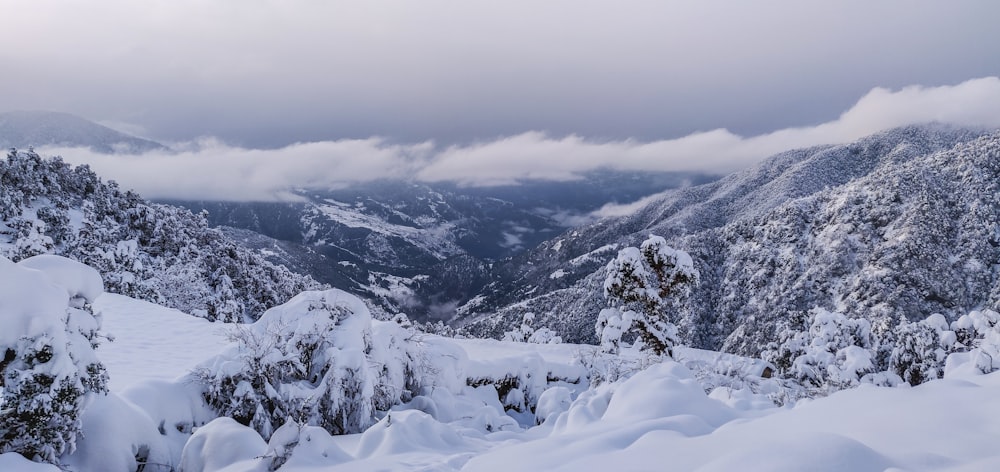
[
  {"xmin": 463, "ymin": 125, "xmax": 1000, "ymax": 355},
  {"xmin": 9, "ymin": 123, "xmax": 1000, "ymax": 471},
  {"xmin": 170, "ymin": 172, "xmax": 715, "ymax": 318},
  {"xmin": 0, "ymin": 110, "xmax": 167, "ymax": 153}
]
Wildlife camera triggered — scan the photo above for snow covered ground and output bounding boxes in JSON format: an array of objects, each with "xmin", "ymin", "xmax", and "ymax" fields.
[
  {"xmin": 85, "ymin": 294, "xmax": 1000, "ymax": 471},
  {"xmin": 7, "ymin": 259, "xmax": 1000, "ymax": 471},
  {"xmin": 96, "ymin": 294, "xmax": 234, "ymax": 391}
]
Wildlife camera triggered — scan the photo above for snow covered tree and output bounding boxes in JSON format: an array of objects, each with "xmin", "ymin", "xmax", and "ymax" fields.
[
  {"xmin": 597, "ymin": 235, "xmax": 698, "ymax": 356},
  {"xmin": 763, "ymin": 308, "xmax": 885, "ymax": 390},
  {"xmin": 503, "ymin": 313, "xmax": 563, "ymax": 344},
  {"xmin": 503, "ymin": 312, "xmax": 535, "ymax": 343},
  {"xmin": 415, "ymin": 319, "xmax": 456, "ymax": 337},
  {"xmin": 10, "ymin": 216, "xmax": 54, "ymax": 260},
  {"xmin": 762, "ymin": 310, "xmax": 811, "ymax": 374},
  {"xmin": 527, "ymin": 326, "xmax": 563, "ymax": 344},
  {"xmin": 889, "ymin": 314, "xmax": 949, "ymax": 386},
  {"xmin": 803, "ymin": 309, "xmax": 874, "ymax": 387},
  {"xmin": 0, "ymin": 255, "xmax": 108, "ymax": 465},
  {"xmin": 196, "ymin": 289, "xmax": 432, "ymax": 439}
]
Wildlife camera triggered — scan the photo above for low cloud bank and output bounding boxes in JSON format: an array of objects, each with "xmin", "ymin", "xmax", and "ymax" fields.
[{"xmin": 46, "ymin": 77, "xmax": 1000, "ymax": 201}]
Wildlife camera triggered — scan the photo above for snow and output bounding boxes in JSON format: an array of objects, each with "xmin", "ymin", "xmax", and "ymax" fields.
[
  {"xmin": 0, "ymin": 256, "xmax": 71, "ymax": 346},
  {"xmin": 533, "ymin": 386, "xmax": 573, "ymax": 424},
  {"xmin": 64, "ymin": 393, "xmax": 172, "ymax": 472},
  {"xmin": 451, "ymin": 336, "xmax": 586, "ymax": 374},
  {"xmin": 0, "ymin": 453, "xmax": 61, "ymax": 472},
  {"xmin": 17, "ymin": 254, "xmax": 104, "ymax": 305},
  {"xmin": 356, "ymin": 410, "xmax": 473, "ymax": 458},
  {"xmin": 179, "ymin": 417, "xmax": 267, "ymax": 472},
  {"xmin": 95, "ymin": 294, "xmax": 232, "ymax": 390},
  {"xmin": 313, "ymin": 202, "xmax": 461, "ymax": 259},
  {"xmin": 459, "ymin": 362, "xmax": 1000, "ymax": 472},
  {"xmin": 9, "ymin": 278, "xmax": 1000, "ymax": 470}
]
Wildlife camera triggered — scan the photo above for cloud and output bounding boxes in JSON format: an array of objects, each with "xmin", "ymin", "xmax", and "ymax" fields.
[
  {"xmin": 590, "ymin": 192, "xmax": 674, "ymax": 219},
  {"xmin": 3, "ymin": 1, "xmax": 998, "ymax": 147},
  {"xmin": 499, "ymin": 232, "xmax": 525, "ymax": 251},
  {"xmin": 47, "ymin": 138, "xmax": 434, "ymax": 201},
  {"xmin": 416, "ymin": 77, "xmax": 1000, "ymax": 185},
  {"xmin": 532, "ymin": 208, "xmax": 595, "ymax": 228},
  {"xmin": 44, "ymin": 77, "xmax": 1000, "ymax": 201}
]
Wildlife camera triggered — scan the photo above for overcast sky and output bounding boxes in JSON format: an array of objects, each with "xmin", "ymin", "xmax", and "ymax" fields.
[{"xmin": 4, "ymin": 1, "xmax": 1000, "ymax": 199}]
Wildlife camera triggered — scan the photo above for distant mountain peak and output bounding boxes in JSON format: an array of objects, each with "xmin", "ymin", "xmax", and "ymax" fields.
[{"xmin": 0, "ymin": 110, "xmax": 167, "ymax": 153}]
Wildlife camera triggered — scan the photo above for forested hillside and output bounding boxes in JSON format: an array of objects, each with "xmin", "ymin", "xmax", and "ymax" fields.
[
  {"xmin": 465, "ymin": 125, "xmax": 1000, "ymax": 356},
  {"xmin": 0, "ymin": 147, "xmax": 321, "ymax": 321}
]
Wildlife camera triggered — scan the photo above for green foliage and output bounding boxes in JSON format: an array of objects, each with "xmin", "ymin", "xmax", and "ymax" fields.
[{"xmin": 1, "ymin": 334, "xmax": 108, "ymax": 464}]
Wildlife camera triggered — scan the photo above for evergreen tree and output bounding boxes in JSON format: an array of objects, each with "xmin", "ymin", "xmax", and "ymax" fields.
[
  {"xmin": 0, "ymin": 256, "xmax": 108, "ymax": 465},
  {"xmin": 196, "ymin": 290, "xmax": 431, "ymax": 439},
  {"xmin": 503, "ymin": 312, "xmax": 563, "ymax": 344},
  {"xmin": 597, "ymin": 235, "xmax": 698, "ymax": 356},
  {"xmin": 890, "ymin": 314, "xmax": 949, "ymax": 386}
]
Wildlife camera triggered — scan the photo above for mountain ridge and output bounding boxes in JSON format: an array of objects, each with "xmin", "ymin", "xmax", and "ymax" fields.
[
  {"xmin": 461, "ymin": 124, "xmax": 1000, "ymax": 354},
  {"xmin": 0, "ymin": 110, "xmax": 167, "ymax": 153}
]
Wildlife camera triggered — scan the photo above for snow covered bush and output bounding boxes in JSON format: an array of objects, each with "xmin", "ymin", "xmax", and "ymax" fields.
[
  {"xmin": 178, "ymin": 417, "xmax": 267, "ymax": 472},
  {"xmin": 0, "ymin": 255, "xmax": 108, "ymax": 465},
  {"xmin": 597, "ymin": 235, "xmax": 698, "ymax": 357},
  {"xmin": 764, "ymin": 308, "xmax": 961, "ymax": 392},
  {"xmin": 890, "ymin": 314, "xmax": 950, "ymax": 385},
  {"xmin": 195, "ymin": 289, "xmax": 440, "ymax": 439},
  {"xmin": 762, "ymin": 310, "xmax": 811, "ymax": 375},
  {"xmin": 948, "ymin": 310, "xmax": 1000, "ymax": 373},
  {"xmin": 794, "ymin": 308, "xmax": 875, "ymax": 389},
  {"xmin": 764, "ymin": 308, "xmax": 887, "ymax": 391},
  {"xmin": 951, "ymin": 309, "xmax": 1000, "ymax": 349},
  {"xmin": 503, "ymin": 313, "xmax": 563, "ymax": 344}
]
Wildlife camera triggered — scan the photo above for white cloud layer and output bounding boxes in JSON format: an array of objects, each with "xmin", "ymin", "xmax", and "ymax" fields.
[{"xmin": 47, "ymin": 77, "xmax": 1000, "ymax": 201}]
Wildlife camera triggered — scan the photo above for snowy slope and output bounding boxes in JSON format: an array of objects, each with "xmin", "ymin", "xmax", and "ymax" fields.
[
  {"xmin": 75, "ymin": 293, "xmax": 1000, "ymax": 472},
  {"xmin": 95, "ymin": 294, "xmax": 233, "ymax": 391},
  {"xmin": 96, "ymin": 293, "xmax": 584, "ymax": 394}
]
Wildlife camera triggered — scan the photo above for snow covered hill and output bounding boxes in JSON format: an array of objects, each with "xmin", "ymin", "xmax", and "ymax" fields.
[
  {"xmin": 6, "ymin": 258, "xmax": 1000, "ymax": 471},
  {"xmin": 465, "ymin": 125, "xmax": 1000, "ymax": 354},
  {"xmin": 0, "ymin": 110, "xmax": 167, "ymax": 154}
]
